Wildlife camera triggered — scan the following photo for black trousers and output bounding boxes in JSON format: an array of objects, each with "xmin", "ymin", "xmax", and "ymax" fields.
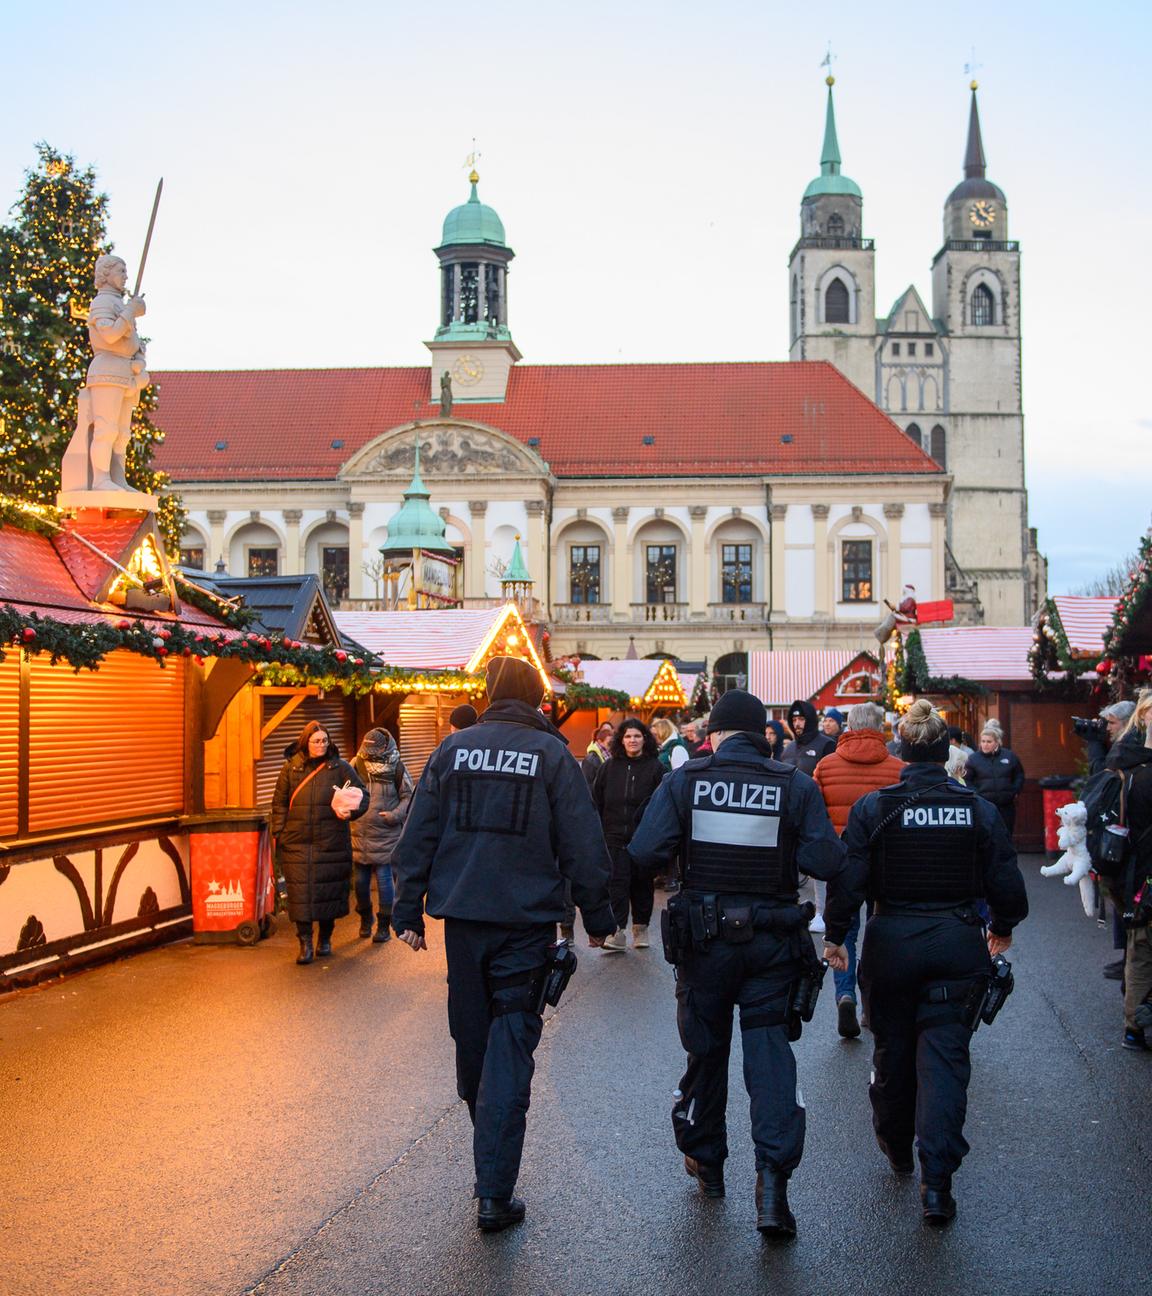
[
  {"xmin": 858, "ymin": 913, "xmax": 991, "ymax": 1188},
  {"xmin": 444, "ymin": 918, "xmax": 554, "ymax": 1200},
  {"xmin": 608, "ymin": 843, "xmax": 655, "ymax": 929},
  {"xmin": 672, "ymin": 928, "xmax": 805, "ymax": 1175}
]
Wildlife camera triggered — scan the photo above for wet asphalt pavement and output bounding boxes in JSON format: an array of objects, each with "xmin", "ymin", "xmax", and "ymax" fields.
[{"xmin": 2, "ymin": 858, "xmax": 1148, "ymax": 1296}]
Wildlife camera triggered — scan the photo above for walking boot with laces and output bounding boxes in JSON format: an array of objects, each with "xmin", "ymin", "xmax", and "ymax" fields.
[
  {"xmin": 374, "ymin": 911, "xmax": 392, "ymax": 943},
  {"xmin": 683, "ymin": 1155, "xmax": 724, "ymax": 1197},
  {"xmin": 755, "ymin": 1171, "xmax": 797, "ymax": 1240},
  {"xmin": 477, "ymin": 1196, "xmax": 526, "ymax": 1232}
]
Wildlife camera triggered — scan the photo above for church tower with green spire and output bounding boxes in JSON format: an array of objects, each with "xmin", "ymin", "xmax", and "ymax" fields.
[
  {"xmin": 425, "ymin": 169, "xmax": 522, "ymax": 404},
  {"xmin": 787, "ymin": 76, "xmax": 876, "ymax": 395}
]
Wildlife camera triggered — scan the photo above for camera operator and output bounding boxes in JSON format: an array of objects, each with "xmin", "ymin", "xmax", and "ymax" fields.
[{"xmin": 1075, "ymin": 701, "xmax": 1136, "ymax": 775}]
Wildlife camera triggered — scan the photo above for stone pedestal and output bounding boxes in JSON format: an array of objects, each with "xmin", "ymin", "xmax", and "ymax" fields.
[{"xmin": 57, "ymin": 488, "xmax": 157, "ymax": 512}]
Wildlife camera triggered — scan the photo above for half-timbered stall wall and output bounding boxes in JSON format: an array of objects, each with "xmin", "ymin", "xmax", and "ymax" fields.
[{"xmin": 0, "ymin": 513, "xmax": 241, "ymax": 988}]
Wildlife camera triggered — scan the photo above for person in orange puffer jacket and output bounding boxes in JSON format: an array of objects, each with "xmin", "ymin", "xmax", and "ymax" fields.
[{"xmin": 813, "ymin": 700, "xmax": 905, "ymax": 1038}]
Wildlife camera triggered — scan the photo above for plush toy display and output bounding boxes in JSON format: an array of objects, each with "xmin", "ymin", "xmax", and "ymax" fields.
[{"xmin": 1040, "ymin": 801, "xmax": 1095, "ymax": 917}]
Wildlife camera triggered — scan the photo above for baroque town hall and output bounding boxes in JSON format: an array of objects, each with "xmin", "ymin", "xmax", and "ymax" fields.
[{"xmin": 154, "ymin": 83, "xmax": 1043, "ymax": 672}]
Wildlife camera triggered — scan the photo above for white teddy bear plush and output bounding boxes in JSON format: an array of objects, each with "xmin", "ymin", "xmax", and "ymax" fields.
[{"xmin": 1040, "ymin": 801, "xmax": 1095, "ymax": 917}]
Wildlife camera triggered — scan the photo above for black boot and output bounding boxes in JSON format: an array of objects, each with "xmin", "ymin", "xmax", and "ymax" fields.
[
  {"xmin": 683, "ymin": 1155, "xmax": 725, "ymax": 1198},
  {"xmin": 877, "ymin": 1135, "xmax": 914, "ymax": 1175},
  {"xmin": 920, "ymin": 1181, "xmax": 957, "ymax": 1226},
  {"xmin": 296, "ymin": 930, "xmax": 314, "ymax": 965},
  {"xmin": 358, "ymin": 912, "xmax": 373, "ymax": 939},
  {"xmin": 374, "ymin": 911, "xmax": 392, "ymax": 944},
  {"xmin": 477, "ymin": 1196, "xmax": 526, "ymax": 1232},
  {"xmin": 755, "ymin": 1171, "xmax": 797, "ymax": 1240},
  {"xmin": 316, "ymin": 922, "xmax": 334, "ymax": 957}
]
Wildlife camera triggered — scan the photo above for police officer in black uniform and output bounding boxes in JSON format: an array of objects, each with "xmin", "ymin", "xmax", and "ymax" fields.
[
  {"xmin": 835, "ymin": 698, "xmax": 1029, "ymax": 1226},
  {"xmin": 628, "ymin": 689, "xmax": 859, "ymax": 1240},
  {"xmin": 393, "ymin": 656, "xmax": 614, "ymax": 1233}
]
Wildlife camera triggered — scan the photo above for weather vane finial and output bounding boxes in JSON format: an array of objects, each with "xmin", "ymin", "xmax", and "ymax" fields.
[
  {"xmin": 819, "ymin": 41, "xmax": 837, "ymax": 86},
  {"xmin": 964, "ymin": 47, "xmax": 983, "ymax": 90},
  {"xmin": 465, "ymin": 139, "xmax": 481, "ymax": 185}
]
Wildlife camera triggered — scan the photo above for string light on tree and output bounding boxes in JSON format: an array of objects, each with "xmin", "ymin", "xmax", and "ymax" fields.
[{"xmin": 0, "ymin": 143, "xmax": 184, "ymax": 551}]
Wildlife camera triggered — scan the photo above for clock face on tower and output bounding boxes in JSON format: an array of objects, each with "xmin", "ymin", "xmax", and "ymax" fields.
[
  {"xmin": 969, "ymin": 200, "xmax": 996, "ymax": 229},
  {"xmin": 452, "ymin": 354, "xmax": 485, "ymax": 386}
]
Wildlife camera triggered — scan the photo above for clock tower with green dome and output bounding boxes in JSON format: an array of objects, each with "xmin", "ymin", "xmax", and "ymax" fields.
[
  {"xmin": 426, "ymin": 170, "xmax": 522, "ymax": 403},
  {"xmin": 787, "ymin": 76, "xmax": 877, "ymax": 396}
]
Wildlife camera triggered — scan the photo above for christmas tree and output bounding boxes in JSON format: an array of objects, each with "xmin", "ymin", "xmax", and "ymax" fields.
[{"xmin": 0, "ymin": 143, "xmax": 183, "ymax": 549}]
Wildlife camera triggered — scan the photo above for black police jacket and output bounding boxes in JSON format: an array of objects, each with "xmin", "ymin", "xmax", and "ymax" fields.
[
  {"xmin": 627, "ymin": 732, "xmax": 861, "ymax": 945},
  {"xmin": 392, "ymin": 699, "xmax": 615, "ymax": 937},
  {"xmin": 842, "ymin": 763, "xmax": 1029, "ymax": 937}
]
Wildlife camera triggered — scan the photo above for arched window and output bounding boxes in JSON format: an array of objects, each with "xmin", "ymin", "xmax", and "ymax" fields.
[
  {"xmin": 827, "ymin": 212, "xmax": 845, "ymax": 237},
  {"xmin": 970, "ymin": 283, "xmax": 995, "ymax": 326},
  {"xmin": 825, "ymin": 277, "xmax": 851, "ymax": 323},
  {"xmin": 906, "ymin": 422, "xmax": 922, "ymax": 448},
  {"xmin": 929, "ymin": 425, "xmax": 947, "ymax": 468}
]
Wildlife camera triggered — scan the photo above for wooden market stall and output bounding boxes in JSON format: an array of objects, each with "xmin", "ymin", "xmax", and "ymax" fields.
[
  {"xmin": 0, "ymin": 510, "xmax": 247, "ymax": 987},
  {"xmin": 900, "ymin": 625, "xmax": 1089, "ymax": 852},
  {"xmin": 748, "ymin": 649, "xmax": 883, "ymax": 720},
  {"xmin": 554, "ymin": 658, "xmax": 688, "ymax": 754},
  {"xmin": 333, "ymin": 602, "xmax": 547, "ymax": 777},
  {"xmin": 1100, "ymin": 532, "xmax": 1152, "ymax": 696}
]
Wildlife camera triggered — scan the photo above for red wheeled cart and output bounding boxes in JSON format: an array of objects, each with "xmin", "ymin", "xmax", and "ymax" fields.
[{"xmin": 186, "ymin": 813, "xmax": 275, "ymax": 946}]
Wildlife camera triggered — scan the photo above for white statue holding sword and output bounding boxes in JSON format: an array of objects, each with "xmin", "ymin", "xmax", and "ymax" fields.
[{"xmin": 60, "ymin": 180, "xmax": 162, "ymax": 504}]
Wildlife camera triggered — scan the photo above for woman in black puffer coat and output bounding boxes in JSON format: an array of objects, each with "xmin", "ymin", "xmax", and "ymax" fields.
[
  {"xmin": 271, "ymin": 720, "xmax": 368, "ymax": 965},
  {"xmin": 592, "ymin": 718, "xmax": 665, "ymax": 952},
  {"xmin": 963, "ymin": 722, "xmax": 1026, "ymax": 836}
]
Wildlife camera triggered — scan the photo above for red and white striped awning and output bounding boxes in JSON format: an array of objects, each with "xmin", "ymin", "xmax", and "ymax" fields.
[
  {"xmin": 333, "ymin": 604, "xmax": 525, "ymax": 671},
  {"xmin": 1051, "ymin": 595, "xmax": 1118, "ymax": 658},
  {"xmin": 916, "ymin": 626, "xmax": 1035, "ymax": 682},
  {"xmin": 748, "ymin": 651, "xmax": 862, "ymax": 706}
]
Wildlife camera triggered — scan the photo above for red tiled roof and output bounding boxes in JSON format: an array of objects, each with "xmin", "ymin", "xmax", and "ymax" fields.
[
  {"xmin": 53, "ymin": 514, "xmax": 149, "ymax": 601},
  {"xmin": 0, "ymin": 525, "xmax": 236, "ymax": 634},
  {"xmin": 151, "ymin": 362, "xmax": 943, "ymax": 481}
]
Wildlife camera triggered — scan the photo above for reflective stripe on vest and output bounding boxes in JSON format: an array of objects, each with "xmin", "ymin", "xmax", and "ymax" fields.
[
  {"xmin": 682, "ymin": 767, "xmax": 797, "ymax": 895},
  {"xmin": 873, "ymin": 786, "xmax": 982, "ymax": 903}
]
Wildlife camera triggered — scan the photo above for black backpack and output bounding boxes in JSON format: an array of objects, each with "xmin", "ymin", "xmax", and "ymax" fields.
[{"xmin": 1082, "ymin": 769, "xmax": 1128, "ymax": 877}]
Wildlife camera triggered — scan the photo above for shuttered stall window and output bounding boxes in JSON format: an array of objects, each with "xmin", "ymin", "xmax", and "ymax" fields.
[
  {"xmin": 0, "ymin": 655, "xmax": 19, "ymax": 837},
  {"xmin": 255, "ymin": 692, "xmax": 352, "ymax": 806},
  {"xmin": 27, "ymin": 651, "xmax": 185, "ymax": 834},
  {"xmin": 398, "ymin": 695, "xmax": 451, "ymax": 780}
]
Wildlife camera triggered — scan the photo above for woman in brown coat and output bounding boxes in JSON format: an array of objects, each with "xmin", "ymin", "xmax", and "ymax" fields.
[{"xmin": 813, "ymin": 701, "xmax": 904, "ymax": 1036}]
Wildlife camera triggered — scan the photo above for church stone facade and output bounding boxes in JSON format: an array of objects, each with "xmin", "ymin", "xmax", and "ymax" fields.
[{"xmin": 788, "ymin": 80, "xmax": 1043, "ymax": 626}]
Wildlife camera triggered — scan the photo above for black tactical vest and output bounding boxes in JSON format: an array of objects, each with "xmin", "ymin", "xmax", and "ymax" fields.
[
  {"xmin": 682, "ymin": 762, "xmax": 798, "ymax": 896},
  {"xmin": 871, "ymin": 783, "xmax": 982, "ymax": 904}
]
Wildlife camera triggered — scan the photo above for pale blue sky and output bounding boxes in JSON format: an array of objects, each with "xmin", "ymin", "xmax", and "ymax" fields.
[{"xmin": 2, "ymin": 0, "xmax": 1149, "ymax": 592}]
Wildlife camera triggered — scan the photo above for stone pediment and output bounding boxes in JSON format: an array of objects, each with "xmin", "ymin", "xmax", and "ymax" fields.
[{"xmin": 340, "ymin": 420, "xmax": 549, "ymax": 481}]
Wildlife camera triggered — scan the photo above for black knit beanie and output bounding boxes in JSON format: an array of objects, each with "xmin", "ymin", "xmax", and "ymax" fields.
[
  {"xmin": 449, "ymin": 704, "xmax": 478, "ymax": 730},
  {"xmin": 485, "ymin": 655, "xmax": 546, "ymax": 708},
  {"xmin": 707, "ymin": 689, "xmax": 767, "ymax": 735}
]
